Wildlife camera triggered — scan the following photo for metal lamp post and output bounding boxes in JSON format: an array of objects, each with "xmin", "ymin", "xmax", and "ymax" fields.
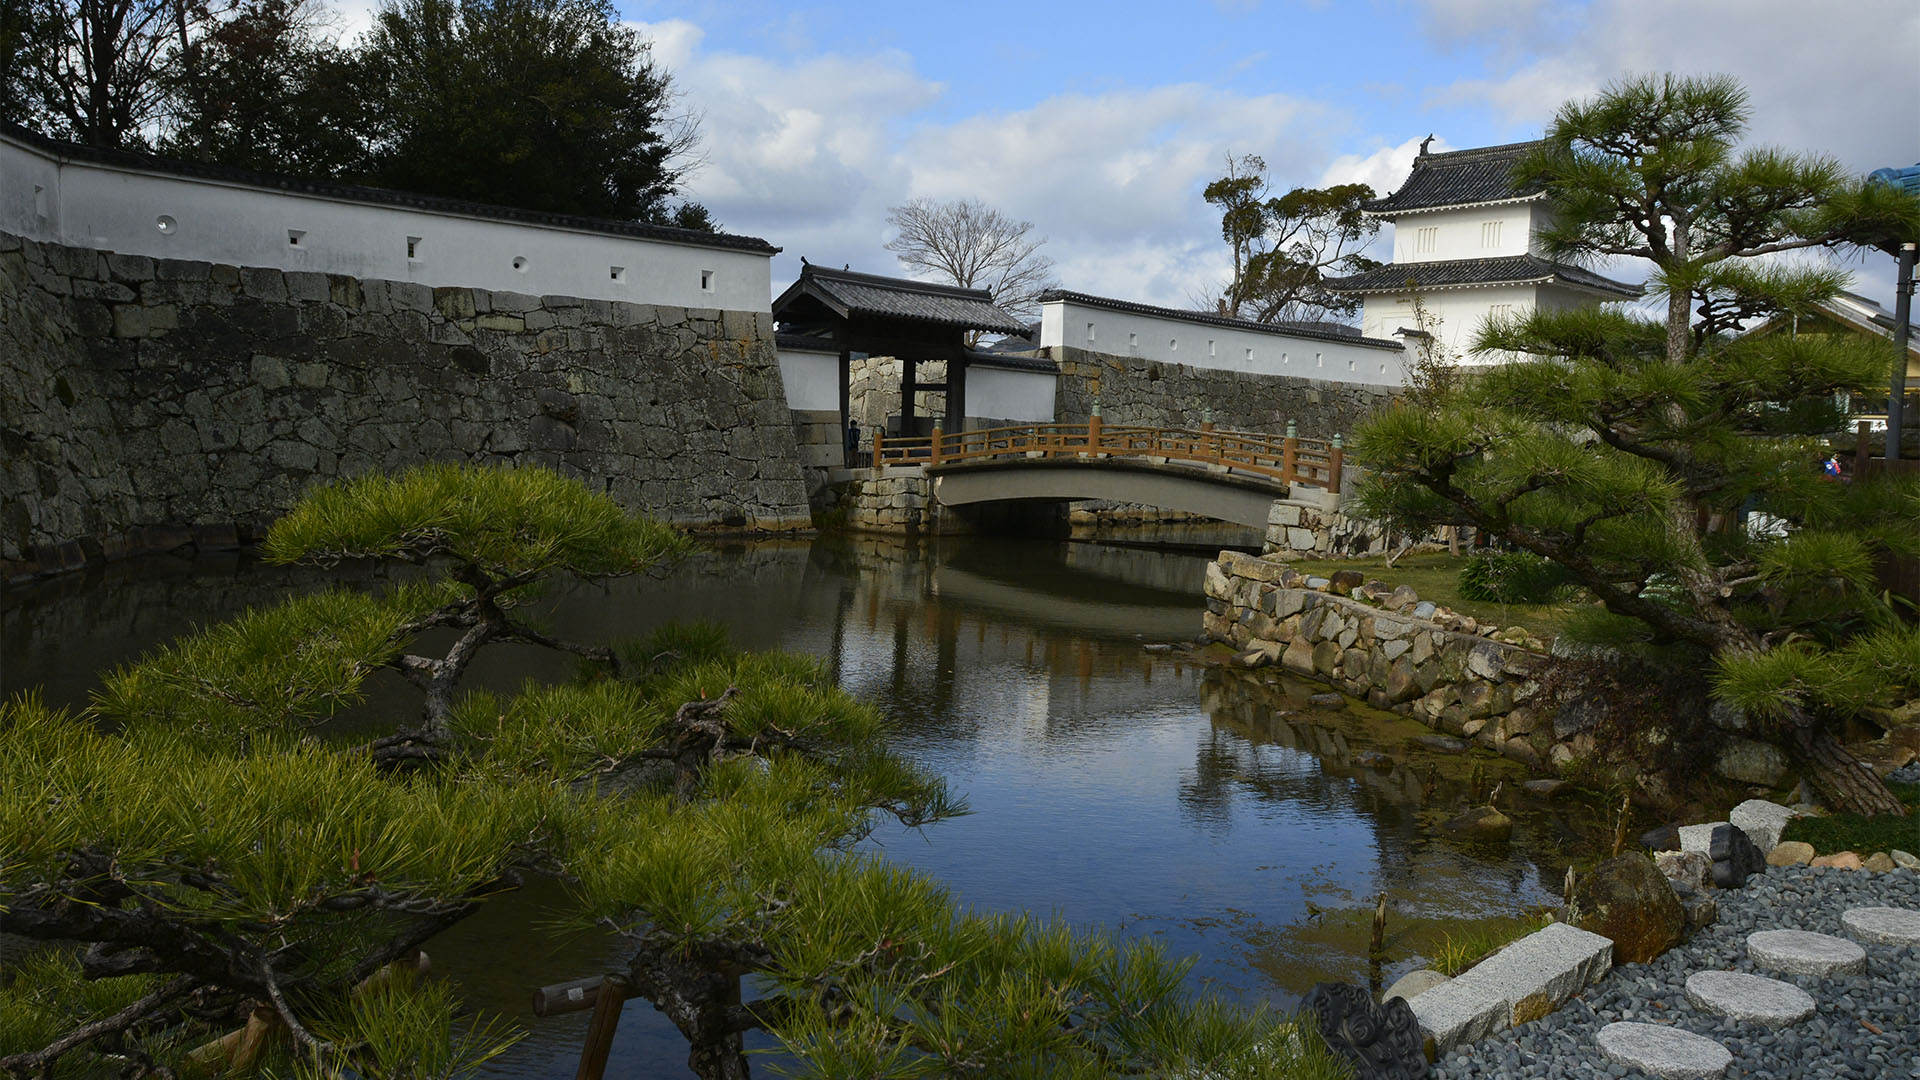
[{"xmin": 1867, "ymin": 164, "xmax": 1920, "ymax": 460}]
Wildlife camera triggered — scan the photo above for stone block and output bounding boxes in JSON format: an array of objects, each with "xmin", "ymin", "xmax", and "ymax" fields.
[
  {"xmin": 1381, "ymin": 969, "xmax": 1450, "ymax": 1004},
  {"xmin": 1714, "ymin": 738, "xmax": 1788, "ymax": 786},
  {"xmin": 1595, "ymin": 1022, "xmax": 1730, "ymax": 1080},
  {"xmin": 1746, "ymin": 929, "xmax": 1866, "ymax": 976},
  {"xmin": 110, "ymin": 305, "xmax": 149, "ymax": 337},
  {"xmin": 1683, "ymin": 970, "xmax": 1814, "ymax": 1027},
  {"xmin": 239, "ymin": 266, "xmax": 286, "ymax": 302},
  {"xmin": 1268, "ymin": 501, "xmax": 1302, "ymax": 527},
  {"xmin": 1678, "ymin": 823, "xmax": 1724, "ymax": 856},
  {"xmin": 1727, "ymin": 799, "xmax": 1796, "ymax": 853},
  {"xmin": 1468, "ymin": 922, "xmax": 1611, "ymax": 1027},
  {"xmin": 1203, "ymin": 560, "xmax": 1231, "ymax": 601},
  {"xmin": 1406, "ymin": 974, "xmax": 1509, "ymax": 1057},
  {"xmin": 1765, "ymin": 840, "xmax": 1814, "ymax": 866}
]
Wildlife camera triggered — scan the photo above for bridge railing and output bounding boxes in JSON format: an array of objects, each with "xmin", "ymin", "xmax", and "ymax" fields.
[{"xmin": 870, "ymin": 420, "xmax": 1343, "ymax": 491}]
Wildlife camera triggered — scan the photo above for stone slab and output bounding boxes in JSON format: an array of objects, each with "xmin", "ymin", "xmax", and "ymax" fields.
[
  {"xmin": 1746, "ymin": 929, "xmax": 1867, "ymax": 976},
  {"xmin": 1406, "ymin": 974, "xmax": 1508, "ymax": 1056},
  {"xmin": 1409, "ymin": 923, "xmax": 1612, "ymax": 1054},
  {"xmin": 1596, "ymin": 1022, "xmax": 1731, "ymax": 1079},
  {"xmin": 1728, "ymin": 799, "xmax": 1796, "ymax": 853},
  {"xmin": 1683, "ymin": 970, "xmax": 1815, "ymax": 1026},
  {"xmin": 1840, "ymin": 906, "xmax": 1920, "ymax": 947},
  {"xmin": 1466, "ymin": 922, "xmax": 1614, "ymax": 1021}
]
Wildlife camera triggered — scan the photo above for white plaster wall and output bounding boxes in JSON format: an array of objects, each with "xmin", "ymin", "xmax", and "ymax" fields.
[
  {"xmin": 1390, "ymin": 202, "xmax": 1539, "ymax": 263},
  {"xmin": 1, "ymin": 132, "xmax": 772, "ymax": 310},
  {"xmin": 1040, "ymin": 298, "xmax": 1406, "ymax": 388},
  {"xmin": 968, "ymin": 367, "xmax": 1056, "ymax": 422},
  {"xmin": 777, "ymin": 348, "xmax": 841, "ymax": 411},
  {"xmin": 1359, "ymin": 282, "xmax": 1617, "ymax": 365}
]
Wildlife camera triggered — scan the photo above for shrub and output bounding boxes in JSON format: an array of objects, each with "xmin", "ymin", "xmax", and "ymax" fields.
[{"xmin": 1458, "ymin": 551, "xmax": 1575, "ymax": 604}]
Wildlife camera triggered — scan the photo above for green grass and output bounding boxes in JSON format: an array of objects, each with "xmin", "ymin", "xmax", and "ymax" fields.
[
  {"xmin": 1430, "ymin": 914, "xmax": 1552, "ymax": 976},
  {"xmin": 1274, "ymin": 551, "xmax": 1582, "ymax": 644},
  {"xmin": 1779, "ymin": 781, "xmax": 1920, "ymax": 854}
]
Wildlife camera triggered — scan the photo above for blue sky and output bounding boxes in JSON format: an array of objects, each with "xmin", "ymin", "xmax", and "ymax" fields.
[{"xmin": 338, "ymin": 0, "xmax": 1920, "ymax": 310}]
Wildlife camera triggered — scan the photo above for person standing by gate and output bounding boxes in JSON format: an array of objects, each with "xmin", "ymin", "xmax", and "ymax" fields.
[{"xmin": 845, "ymin": 418, "xmax": 861, "ymax": 466}]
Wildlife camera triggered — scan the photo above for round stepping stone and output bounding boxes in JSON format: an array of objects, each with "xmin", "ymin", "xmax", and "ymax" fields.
[
  {"xmin": 1840, "ymin": 905, "xmax": 1920, "ymax": 946},
  {"xmin": 1684, "ymin": 969, "xmax": 1815, "ymax": 1026},
  {"xmin": 1746, "ymin": 929, "xmax": 1867, "ymax": 976},
  {"xmin": 1596, "ymin": 1021, "xmax": 1731, "ymax": 1079}
]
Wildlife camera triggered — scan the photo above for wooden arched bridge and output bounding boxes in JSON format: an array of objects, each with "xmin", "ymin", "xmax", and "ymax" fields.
[{"xmin": 868, "ymin": 418, "xmax": 1347, "ymax": 529}]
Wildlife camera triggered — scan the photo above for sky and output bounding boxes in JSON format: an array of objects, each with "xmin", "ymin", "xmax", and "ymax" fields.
[{"xmin": 341, "ymin": 0, "xmax": 1920, "ymax": 312}]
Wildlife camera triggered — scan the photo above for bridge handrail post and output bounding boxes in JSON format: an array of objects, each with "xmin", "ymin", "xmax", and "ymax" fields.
[
  {"xmin": 1329, "ymin": 433, "xmax": 1344, "ymax": 494},
  {"xmin": 1282, "ymin": 431, "xmax": 1297, "ymax": 484},
  {"xmin": 872, "ymin": 431, "xmax": 884, "ymax": 470},
  {"xmin": 930, "ymin": 426, "xmax": 943, "ymax": 466},
  {"xmin": 1088, "ymin": 412, "xmax": 1102, "ymax": 456}
]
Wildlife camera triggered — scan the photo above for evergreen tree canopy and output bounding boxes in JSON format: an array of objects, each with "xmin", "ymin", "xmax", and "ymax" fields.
[
  {"xmin": 3, "ymin": 0, "xmax": 714, "ymax": 227},
  {"xmin": 1202, "ymin": 154, "xmax": 1380, "ymax": 323},
  {"xmin": 1, "ymin": 465, "xmax": 1347, "ymax": 1080},
  {"xmin": 1354, "ymin": 74, "xmax": 1920, "ymax": 816}
]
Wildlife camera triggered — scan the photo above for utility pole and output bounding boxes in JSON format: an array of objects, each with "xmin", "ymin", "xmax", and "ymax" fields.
[{"xmin": 1868, "ymin": 164, "xmax": 1920, "ymax": 460}]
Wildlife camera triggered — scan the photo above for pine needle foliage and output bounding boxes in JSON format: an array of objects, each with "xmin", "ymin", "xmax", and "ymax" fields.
[
  {"xmin": 1352, "ymin": 74, "xmax": 1920, "ymax": 815},
  {"xmin": 263, "ymin": 463, "xmax": 692, "ymax": 579},
  {"xmin": 3, "ymin": 465, "xmax": 1352, "ymax": 1079}
]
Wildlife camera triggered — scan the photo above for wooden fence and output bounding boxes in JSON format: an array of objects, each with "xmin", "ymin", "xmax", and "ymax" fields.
[{"xmin": 869, "ymin": 419, "xmax": 1344, "ymax": 492}]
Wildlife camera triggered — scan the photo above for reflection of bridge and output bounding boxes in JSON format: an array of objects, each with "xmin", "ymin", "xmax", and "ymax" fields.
[{"xmin": 870, "ymin": 421, "xmax": 1345, "ymax": 529}]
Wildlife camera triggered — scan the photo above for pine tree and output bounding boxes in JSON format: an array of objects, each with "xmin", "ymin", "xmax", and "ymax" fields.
[
  {"xmin": 1353, "ymin": 74, "xmax": 1920, "ymax": 816},
  {"xmin": 2, "ymin": 465, "xmax": 1346, "ymax": 1079}
]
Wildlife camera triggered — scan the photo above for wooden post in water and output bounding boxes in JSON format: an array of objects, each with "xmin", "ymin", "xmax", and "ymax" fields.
[{"xmin": 574, "ymin": 975, "xmax": 632, "ymax": 1080}]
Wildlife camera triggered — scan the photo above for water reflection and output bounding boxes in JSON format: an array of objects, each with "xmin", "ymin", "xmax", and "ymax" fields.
[{"xmin": 2, "ymin": 534, "xmax": 1598, "ymax": 1077}]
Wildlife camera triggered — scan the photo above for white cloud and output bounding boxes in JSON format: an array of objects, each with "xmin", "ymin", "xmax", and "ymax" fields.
[
  {"xmin": 1317, "ymin": 135, "xmax": 1444, "ymax": 198},
  {"xmin": 1424, "ymin": 0, "xmax": 1919, "ymax": 174},
  {"xmin": 644, "ymin": 19, "xmax": 1348, "ymax": 308}
]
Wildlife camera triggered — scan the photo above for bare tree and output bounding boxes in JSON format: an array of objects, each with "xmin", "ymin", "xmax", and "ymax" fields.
[
  {"xmin": 9, "ymin": 0, "xmax": 235, "ymax": 149},
  {"xmin": 884, "ymin": 197, "xmax": 1058, "ymax": 330}
]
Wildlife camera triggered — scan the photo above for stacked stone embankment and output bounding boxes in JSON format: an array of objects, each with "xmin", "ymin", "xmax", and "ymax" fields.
[
  {"xmin": 1201, "ymin": 550, "xmax": 1566, "ymax": 767},
  {"xmin": 2, "ymin": 232, "xmax": 811, "ymax": 577}
]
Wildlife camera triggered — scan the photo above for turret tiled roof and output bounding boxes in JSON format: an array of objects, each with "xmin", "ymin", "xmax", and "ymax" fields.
[
  {"xmin": 775, "ymin": 265, "xmax": 1032, "ymax": 336},
  {"xmin": 1324, "ymin": 255, "xmax": 1642, "ymax": 298},
  {"xmin": 1365, "ymin": 140, "xmax": 1547, "ymax": 217}
]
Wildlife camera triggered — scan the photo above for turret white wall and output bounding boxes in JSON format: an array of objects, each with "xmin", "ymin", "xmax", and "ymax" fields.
[{"xmin": 1390, "ymin": 201, "xmax": 1540, "ymax": 263}]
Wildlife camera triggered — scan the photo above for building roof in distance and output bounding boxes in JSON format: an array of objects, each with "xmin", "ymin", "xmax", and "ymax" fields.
[
  {"xmin": 1365, "ymin": 140, "xmax": 1547, "ymax": 217},
  {"xmin": 774, "ymin": 264, "xmax": 1032, "ymax": 337},
  {"xmin": 1325, "ymin": 254, "xmax": 1643, "ymax": 299},
  {"xmin": 0, "ymin": 120, "xmax": 778, "ymax": 255},
  {"xmin": 1039, "ymin": 289, "xmax": 1405, "ymax": 351}
]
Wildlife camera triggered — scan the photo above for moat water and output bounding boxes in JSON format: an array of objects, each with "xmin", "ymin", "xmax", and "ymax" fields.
[{"xmin": 3, "ymin": 534, "xmax": 1611, "ymax": 1076}]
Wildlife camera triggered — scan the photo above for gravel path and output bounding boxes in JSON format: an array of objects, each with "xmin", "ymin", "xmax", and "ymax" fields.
[{"xmin": 1431, "ymin": 865, "xmax": 1920, "ymax": 1079}]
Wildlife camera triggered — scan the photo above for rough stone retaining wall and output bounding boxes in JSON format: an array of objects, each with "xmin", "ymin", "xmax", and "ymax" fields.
[
  {"xmin": 1, "ymin": 232, "xmax": 811, "ymax": 575},
  {"xmin": 1202, "ymin": 550, "xmax": 1568, "ymax": 768},
  {"xmin": 1048, "ymin": 345, "xmax": 1397, "ymax": 445},
  {"xmin": 1262, "ymin": 497, "xmax": 1390, "ymax": 558}
]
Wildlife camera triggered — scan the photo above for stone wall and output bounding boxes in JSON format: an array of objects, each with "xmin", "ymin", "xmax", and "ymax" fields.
[
  {"xmin": 1202, "ymin": 550, "xmax": 1564, "ymax": 767},
  {"xmin": 1201, "ymin": 550, "xmax": 1826, "ymax": 794},
  {"xmin": 1, "ymin": 232, "xmax": 811, "ymax": 574},
  {"xmin": 1262, "ymin": 498, "xmax": 1390, "ymax": 558},
  {"xmin": 1048, "ymin": 345, "xmax": 1398, "ymax": 446}
]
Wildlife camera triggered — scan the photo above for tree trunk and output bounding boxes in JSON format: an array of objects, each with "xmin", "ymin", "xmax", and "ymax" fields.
[{"xmin": 1786, "ymin": 719, "xmax": 1907, "ymax": 817}]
